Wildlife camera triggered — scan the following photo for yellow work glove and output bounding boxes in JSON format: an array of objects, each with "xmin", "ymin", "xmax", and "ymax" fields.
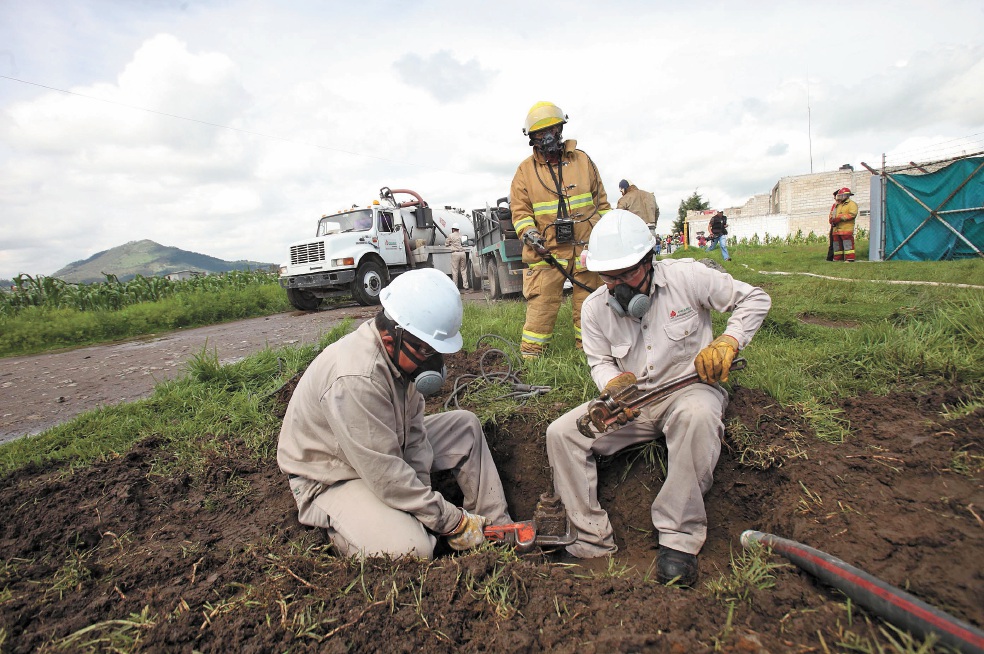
[
  {"xmin": 445, "ymin": 509, "xmax": 488, "ymax": 551},
  {"xmin": 603, "ymin": 372, "xmax": 637, "ymax": 395},
  {"xmin": 694, "ymin": 335, "xmax": 740, "ymax": 384}
]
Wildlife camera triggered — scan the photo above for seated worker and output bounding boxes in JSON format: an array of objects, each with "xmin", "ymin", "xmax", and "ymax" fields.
[
  {"xmin": 278, "ymin": 268, "xmax": 512, "ymax": 559},
  {"xmin": 545, "ymin": 210, "xmax": 771, "ymax": 586}
]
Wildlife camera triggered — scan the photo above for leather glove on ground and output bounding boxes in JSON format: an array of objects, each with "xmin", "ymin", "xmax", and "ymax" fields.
[
  {"xmin": 694, "ymin": 335, "xmax": 739, "ymax": 384},
  {"xmin": 522, "ymin": 229, "xmax": 549, "ymax": 256},
  {"xmin": 445, "ymin": 509, "xmax": 488, "ymax": 551}
]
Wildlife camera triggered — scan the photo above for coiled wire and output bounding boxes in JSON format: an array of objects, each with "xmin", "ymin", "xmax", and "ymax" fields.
[{"xmin": 443, "ymin": 334, "xmax": 552, "ymax": 410}]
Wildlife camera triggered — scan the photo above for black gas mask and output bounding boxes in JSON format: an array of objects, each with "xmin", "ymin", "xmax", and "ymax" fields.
[
  {"xmin": 530, "ymin": 127, "xmax": 563, "ymax": 157},
  {"xmin": 607, "ymin": 264, "xmax": 654, "ymax": 319}
]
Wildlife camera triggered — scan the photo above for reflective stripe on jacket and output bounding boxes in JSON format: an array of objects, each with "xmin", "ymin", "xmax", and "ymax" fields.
[
  {"xmin": 510, "ymin": 139, "xmax": 611, "ymax": 265},
  {"xmin": 829, "ymin": 199, "xmax": 858, "ymax": 234}
]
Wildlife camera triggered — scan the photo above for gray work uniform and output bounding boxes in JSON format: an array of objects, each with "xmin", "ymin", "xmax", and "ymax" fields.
[
  {"xmin": 546, "ymin": 258, "xmax": 771, "ymax": 558},
  {"xmin": 277, "ymin": 320, "xmax": 511, "ymax": 559},
  {"xmin": 445, "ymin": 232, "xmax": 469, "ymax": 290}
]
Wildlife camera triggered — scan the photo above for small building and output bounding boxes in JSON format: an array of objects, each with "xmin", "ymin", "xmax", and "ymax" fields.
[
  {"xmin": 686, "ymin": 165, "xmax": 872, "ymax": 244},
  {"xmin": 164, "ymin": 270, "xmax": 206, "ymax": 281}
]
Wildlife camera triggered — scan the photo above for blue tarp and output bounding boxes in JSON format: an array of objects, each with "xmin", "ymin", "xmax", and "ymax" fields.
[{"xmin": 884, "ymin": 156, "xmax": 984, "ymax": 260}]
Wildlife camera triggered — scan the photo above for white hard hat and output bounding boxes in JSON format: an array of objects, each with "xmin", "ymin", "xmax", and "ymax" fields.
[
  {"xmin": 585, "ymin": 209, "xmax": 657, "ymax": 272},
  {"xmin": 452, "ymin": 223, "xmax": 460, "ymax": 230},
  {"xmin": 380, "ymin": 268, "xmax": 463, "ymax": 353}
]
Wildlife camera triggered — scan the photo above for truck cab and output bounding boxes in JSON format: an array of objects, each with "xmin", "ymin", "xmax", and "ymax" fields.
[{"xmin": 279, "ymin": 187, "xmax": 478, "ymax": 309}]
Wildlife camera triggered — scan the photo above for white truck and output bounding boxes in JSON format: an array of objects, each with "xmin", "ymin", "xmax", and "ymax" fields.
[{"xmin": 279, "ymin": 187, "xmax": 481, "ymax": 310}]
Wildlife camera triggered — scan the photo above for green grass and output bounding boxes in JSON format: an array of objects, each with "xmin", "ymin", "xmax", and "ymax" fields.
[
  {"xmin": 1, "ymin": 243, "xmax": 982, "ymax": 472},
  {"xmin": 0, "ymin": 320, "xmax": 353, "ymax": 477},
  {"xmin": 0, "ymin": 244, "xmax": 981, "ymax": 653},
  {"xmin": 705, "ymin": 542, "xmax": 788, "ymax": 602},
  {"xmin": 0, "ymin": 283, "xmax": 291, "ymax": 357}
]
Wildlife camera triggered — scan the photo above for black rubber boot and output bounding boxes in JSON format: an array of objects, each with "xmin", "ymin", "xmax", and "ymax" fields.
[{"xmin": 657, "ymin": 546, "xmax": 698, "ymax": 587}]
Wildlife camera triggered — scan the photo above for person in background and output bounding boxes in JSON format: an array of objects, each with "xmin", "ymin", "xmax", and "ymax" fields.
[
  {"xmin": 706, "ymin": 211, "xmax": 730, "ymax": 261},
  {"xmin": 545, "ymin": 210, "xmax": 771, "ymax": 587},
  {"xmin": 829, "ymin": 187, "xmax": 858, "ymax": 262},
  {"xmin": 616, "ymin": 179, "xmax": 660, "ymax": 232},
  {"xmin": 510, "ymin": 101, "xmax": 611, "ymax": 359},
  {"xmin": 277, "ymin": 268, "xmax": 511, "ymax": 559},
  {"xmin": 445, "ymin": 223, "xmax": 469, "ymax": 291}
]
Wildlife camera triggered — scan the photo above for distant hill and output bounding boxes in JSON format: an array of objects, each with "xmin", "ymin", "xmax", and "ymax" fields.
[{"xmin": 50, "ymin": 240, "xmax": 276, "ymax": 284}]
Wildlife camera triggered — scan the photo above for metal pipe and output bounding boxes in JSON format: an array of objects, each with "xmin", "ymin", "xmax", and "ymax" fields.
[{"xmin": 741, "ymin": 530, "xmax": 984, "ymax": 653}]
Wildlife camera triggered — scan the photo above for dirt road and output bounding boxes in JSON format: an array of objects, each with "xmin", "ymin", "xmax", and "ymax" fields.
[{"xmin": 0, "ymin": 301, "xmax": 403, "ymax": 443}]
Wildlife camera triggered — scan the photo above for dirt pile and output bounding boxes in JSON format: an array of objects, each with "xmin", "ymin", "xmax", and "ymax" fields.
[{"xmin": 1, "ymin": 348, "xmax": 981, "ymax": 652}]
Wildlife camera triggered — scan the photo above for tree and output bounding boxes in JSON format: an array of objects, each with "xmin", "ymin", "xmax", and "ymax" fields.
[{"xmin": 674, "ymin": 191, "xmax": 710, "ymax": 234}]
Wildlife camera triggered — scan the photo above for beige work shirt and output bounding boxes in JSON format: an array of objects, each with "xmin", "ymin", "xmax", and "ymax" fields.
[
  {"xmin": 445, "ymin": 233, "xmax": 465, "ymax": 252},
  {"xmin": 277, "ymin": 320, "xmax": 461, "ymax": 534},
  {"xmin": 581, "ymin": 258, "xmax": 771, "ymax": 392}
]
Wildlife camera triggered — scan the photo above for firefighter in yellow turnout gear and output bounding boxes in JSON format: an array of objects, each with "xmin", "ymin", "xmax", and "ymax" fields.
[
  {"xmin": 829, "ymin": 187, "xmax": 858, "ymax": 262},
  {"xmin": 510, "ymin": 102, "xmax": 611, "ymax": 359}
]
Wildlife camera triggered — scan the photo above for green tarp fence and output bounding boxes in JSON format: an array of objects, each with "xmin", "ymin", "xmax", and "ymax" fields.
[{"xmin": 884, "ymin": 156, "xmax": 984, "ymax": 260}]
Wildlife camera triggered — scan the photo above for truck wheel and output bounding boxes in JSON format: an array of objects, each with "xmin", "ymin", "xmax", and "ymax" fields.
[
  {"xmin": 469, "ymin": 256, "xmax": 483, "ymax": 292},
  {"xmin": 486, "ymin": 258, "xmax": 502, "ymax": 300},
  {"xmin": 352, "ymin": 260, "xmax": 386, "ymax": 306},
  {"xmin": 286, "ymin": 288, "xmax": 321, "ymax": 311}
]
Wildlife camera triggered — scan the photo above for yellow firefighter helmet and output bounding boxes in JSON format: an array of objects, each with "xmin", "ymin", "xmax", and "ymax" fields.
[{"xmin": 523, "ymin": 101, "xmax": 568, "ymax": 135}]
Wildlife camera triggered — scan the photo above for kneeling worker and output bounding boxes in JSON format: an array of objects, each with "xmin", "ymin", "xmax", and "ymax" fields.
[
  {"xmin": 278, "ymin": 268, "xmax": 511, "ymax": 558},
  {"xmin": 546, "ymin": 210, "xmax": 771, "ymax": 585}
]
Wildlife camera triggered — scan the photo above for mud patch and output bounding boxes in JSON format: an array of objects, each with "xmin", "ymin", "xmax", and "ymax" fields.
[{"xmin": 1, "ymin": 349, "xmax": 981, "ymax": 652}]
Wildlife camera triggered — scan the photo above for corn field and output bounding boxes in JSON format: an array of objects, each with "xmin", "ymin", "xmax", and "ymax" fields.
[{"xmin": 0, "ymin": 270, "xmax": 279, "ymax": 316}]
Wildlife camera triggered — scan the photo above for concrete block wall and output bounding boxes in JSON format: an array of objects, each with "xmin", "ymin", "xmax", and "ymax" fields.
[{"xmin": 685, "ymin": 168, "xmax": 872, "ymax": 244}]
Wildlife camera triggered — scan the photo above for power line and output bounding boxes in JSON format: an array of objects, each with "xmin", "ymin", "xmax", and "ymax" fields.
[{"xmin": 0, "ymin": 74, "xmax": 466, "ymax": 175}]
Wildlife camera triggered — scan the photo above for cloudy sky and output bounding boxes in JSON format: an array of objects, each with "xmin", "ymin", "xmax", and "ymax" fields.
[{"xmin": 2, "ymin": 0, "xmax": 983, "ymax": 279}]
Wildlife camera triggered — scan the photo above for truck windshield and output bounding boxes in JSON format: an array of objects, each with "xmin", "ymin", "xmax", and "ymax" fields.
[{"xmin": 317, "ymin": 210, "xmax": 373, "ymax": 236}]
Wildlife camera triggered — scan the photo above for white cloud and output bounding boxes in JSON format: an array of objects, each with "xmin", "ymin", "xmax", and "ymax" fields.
[
  {"xmin": 1, "ymin": 1, "xmax": 983, "ymax": 278},
  {"xmin": 393, "ymin": 50, "xmax": 497, "ymax": 103}
]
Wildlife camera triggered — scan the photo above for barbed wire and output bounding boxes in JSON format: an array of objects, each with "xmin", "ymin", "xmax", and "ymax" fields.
[{"xmin": 884, "ymin": 132, "xmax": 984, "ymax": 166}]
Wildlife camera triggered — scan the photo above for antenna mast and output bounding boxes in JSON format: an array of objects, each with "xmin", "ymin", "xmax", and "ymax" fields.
[{"xmin": 807, "ymin": 74, "xmax": 814, "ymax": 173}]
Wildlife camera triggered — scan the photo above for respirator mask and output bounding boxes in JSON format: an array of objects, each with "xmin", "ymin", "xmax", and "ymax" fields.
[
  {"xmin": 607, "ymin": 264, "xmax": 654, "ymax": 319},
  {"xmin": 396, "ymin": 329, "xmax": 446, "ymax": 397},
  {"xmin": 530, "ymin": 127, "xmax": 563, "ymax": 157},
  {"xmin": 410, "ymin": 353, "xmax": 447, "ymax": 397}
]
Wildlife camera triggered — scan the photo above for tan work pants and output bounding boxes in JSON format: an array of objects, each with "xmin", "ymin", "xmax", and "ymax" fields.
[
  {"xmin": 520, "ymin": 263, "xmax": 601, "ymax": 357},
  {"xmin": 289, "ymin": 410, "xmax": 511, "ymax": 559},
  {"xmin": 546, "ymin": 383, "xmax": 727, "ymax": 558},
  {"xmin": 450, "ymin": 251, "xmax": 469, "ymax": 290}
]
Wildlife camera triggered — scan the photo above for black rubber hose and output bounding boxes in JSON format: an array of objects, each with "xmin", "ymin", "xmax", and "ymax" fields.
[{"xmin": 741, "ymin": 530, "xmax": 984, "ymax": 653}]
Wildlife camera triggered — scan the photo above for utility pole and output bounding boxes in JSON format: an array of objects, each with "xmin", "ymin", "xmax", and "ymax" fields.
[{"xmin": 807, "ymin": 74, "xmax": 814, "ymax": 174}]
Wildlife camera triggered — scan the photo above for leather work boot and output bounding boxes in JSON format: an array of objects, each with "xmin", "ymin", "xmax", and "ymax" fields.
[{"xmin": 657, "ymin": 547, "xmax": 698, "ymax": 587}]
